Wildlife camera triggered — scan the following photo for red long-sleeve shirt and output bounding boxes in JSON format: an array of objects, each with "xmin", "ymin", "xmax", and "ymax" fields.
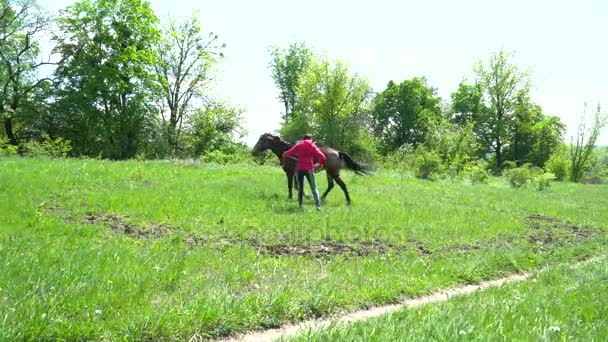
[{"xmin": 282, "ymin": 139, "xmax": 326, "ymax": 171}]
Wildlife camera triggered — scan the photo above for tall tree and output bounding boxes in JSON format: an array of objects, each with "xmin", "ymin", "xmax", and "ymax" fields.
[
  {"xmin": 0, "ymin": 0, "xmax": 53, "ymax": 146},
  {"xmin": 283, "ymin": 56, "xmax": 372, "ymax": 155},
  {"xmin": 269, "ymin": 42, "xmax": 313, "ymax": 123},
  {"xmin": 474, "ymin": 50, "xmax": 531, "ymax": 173},
  {"xmin": 186, "ymin": 100, "xmax": 245, "ymax": 156},
  {"xmin": 570, "ymin": 103, "xmax": 608, "ymax": 182},
  {"xmin": 450, "ymin": 81, "xmax": 484, "ymax": 127},
  {"xmin": 371, "ymin": 77, "xmax": 442, "ymax": 154},
  {"xmin": 52, "ymin": 0, "xmax": 160, "ymax": 159},
  {"xmin": 154, "ymin": 11, "xmax": 224, "ymax": 153}
]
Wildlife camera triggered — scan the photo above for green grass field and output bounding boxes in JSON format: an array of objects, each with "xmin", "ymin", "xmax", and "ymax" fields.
[
  {"xmin": 290, "ymin": 257, "xmax": 608, "ymax": 341},
  {"xmin": 0, "ymin": 157, "xmax": 606, "ymax": 340}
]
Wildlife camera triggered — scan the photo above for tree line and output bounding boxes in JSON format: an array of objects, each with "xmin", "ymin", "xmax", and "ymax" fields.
[
  {"xmin": 2, "ymin": 0, "xmax": 606, "ymax": 181},
  {"xmin": 1, "ymin": 0, "xmax": 244, "ymax": 160},
  {"xmin": 270, "ymin": 44, "xmax": 607, "ymax": 181}
]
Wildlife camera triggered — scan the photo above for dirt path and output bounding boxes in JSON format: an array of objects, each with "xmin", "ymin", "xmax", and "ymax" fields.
[{"xmin": 218, "ymin": 273, "xmax": 529, "ymax": 342}]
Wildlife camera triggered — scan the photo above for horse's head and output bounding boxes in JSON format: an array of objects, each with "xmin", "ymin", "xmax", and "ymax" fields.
[{"xmin": 252, "ymin": 133, "xmax": 280, "ymax": 156}]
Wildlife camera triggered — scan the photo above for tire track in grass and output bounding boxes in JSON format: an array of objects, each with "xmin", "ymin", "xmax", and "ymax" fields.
[{"xmin": 217, "ymin": 256, "xmax": 605, "ymax": 342}]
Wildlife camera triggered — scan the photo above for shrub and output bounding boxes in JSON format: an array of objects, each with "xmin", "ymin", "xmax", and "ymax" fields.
[
  {"xmin": 504, "ymin": 165, "xmax": 534, "ymax": 188},
  {"xmin": 536, "ymin": 172, "xmax": 556, "ymax": 190},
  {"xmin": 467, "ymin": 163, "xmax": 491, "ymax": 184},
  {"xmin": 0, "ymin": 137, "xmax": 18, "ymax": 156},
  {"xmin": 414, "ymin": 148, "xmax": 442, "ymax": 179},
  {"xmin": 380, "ymin": 143, "xmax": 414, "ymax": 170},
  {"xmin": 505, "ymin": 164, "xmax": 556, "ymax": 190},
  {"xmin": 19, "ymin": 137, "xmax": 72, "ymax": 158},
  {"xmin": 545, "ymin": 150, "xmax": 570, "ymax": 181}
]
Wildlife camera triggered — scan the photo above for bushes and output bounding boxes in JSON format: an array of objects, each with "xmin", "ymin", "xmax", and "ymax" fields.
[
  {"xmin": 0, "ymin": 136, "xmax": 72, "ymax": 158},
  {"xmin": 467, "ymin": 163, "xmax": 491, "ymax": 184},
  {"xmin": 545, "ymin": 147, "xmax": 570, "ymax": 181},
  {"xmin": 414, "ymin": 149, "xmax": 442, "ymax": 179},
  {"xmin": 504, "ymin": 164, "xmax": 555, "ymax": 190}
]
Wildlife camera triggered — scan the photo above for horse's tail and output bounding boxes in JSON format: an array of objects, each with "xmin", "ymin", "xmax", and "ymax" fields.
[{"xmin": 338, "ymin": 151, "xmax": 371, "ymax": 176}]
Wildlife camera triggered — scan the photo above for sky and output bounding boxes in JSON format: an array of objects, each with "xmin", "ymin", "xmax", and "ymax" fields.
[{"xmin": 39, "ymin": 0, "xmax": 608, "ymax": 146}]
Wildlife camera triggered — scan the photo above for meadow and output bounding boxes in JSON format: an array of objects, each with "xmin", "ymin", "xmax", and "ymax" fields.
[
  {"xmin": 290, "ymin": 257, "xmax": 608, "ymax": 341},
  {"xmin": 0, "ymin": 157, "xmax": 606, "ymax": 340}
]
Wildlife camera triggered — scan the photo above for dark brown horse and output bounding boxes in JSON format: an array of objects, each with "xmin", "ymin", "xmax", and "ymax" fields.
[{"xmin": 252, "ymin": 133, "xmax": 369, "ymax": 205}]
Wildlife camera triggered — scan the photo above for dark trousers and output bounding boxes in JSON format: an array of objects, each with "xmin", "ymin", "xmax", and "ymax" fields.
[{"xmin": 296, "ymin": 170, "xmax": 320, "ymax": 207}]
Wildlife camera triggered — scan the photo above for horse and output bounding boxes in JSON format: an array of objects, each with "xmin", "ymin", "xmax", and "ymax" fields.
[{"xmin": 252, "ymin": 133, "xmax": 370, "ymax": 205}]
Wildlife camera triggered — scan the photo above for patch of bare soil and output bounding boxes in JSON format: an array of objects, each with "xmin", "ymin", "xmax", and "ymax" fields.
[
  {"xmin": 526, "ymin": 214, "xmax": 598, "ymax": 245},
  {"xmin": 83, "ymin": 213, "xmax": 170, "ymax": 239},
  {"xmin": 255, "ymin": 239, "xmax": 408, "ymax": 258}
]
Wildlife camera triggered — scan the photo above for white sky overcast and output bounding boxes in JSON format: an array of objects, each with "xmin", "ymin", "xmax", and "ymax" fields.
[{"xmin": 39, "ymin": 0, "xmax": 608, "ymax": 146}]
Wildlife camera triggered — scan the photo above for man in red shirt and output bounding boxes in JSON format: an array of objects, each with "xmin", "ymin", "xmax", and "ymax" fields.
[{"xmin": 283, "ymin": 134, "xmax": 326, "ymax": 210}]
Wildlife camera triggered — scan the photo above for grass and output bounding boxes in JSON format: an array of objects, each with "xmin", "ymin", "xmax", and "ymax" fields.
[
  {"xmin": 0, "ymin": 157, "xmax": 606, "ymax": 340},
  {"xmin": 290, "ymin": 257, "xmax": 608, "ymax": 341}
]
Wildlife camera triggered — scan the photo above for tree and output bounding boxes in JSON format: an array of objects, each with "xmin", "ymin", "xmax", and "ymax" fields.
[
  {"xmin": 0, "ymin": 0, "xmax": 53, "ymax": 146},
  {"xmin": 186, "ymin": 100, "xmax": 245, "ymax": 156},
  {"xmin": 506, "ymin": 93, "xmax": 565, "ymax": 167},
  {"xmin": 371, "ymin": 77, "xmax": 442, "ymax": 154},
  {"xmin": 154, "ymin": 11, "xmax": 224, "ymax": 153},
  {"xmin": 283, "ymin": 56, "xmax": 373, "ymax": 157},
  {"xmin": 450, "ymin": 81, "xmax": 484, "ymax": 127},
  {"xmin": 269, "ymin": 42, "xmax": 313, "ymax": 123},
  {"xmin": 473, "ymin": 50, "xmax": 531, "ymax": 173},
  {"xmin": 52, "ymin": 0, "xmax": 160, "ymax": 159},
  {"xmin": 570, "ymin": 103, "xmax": 608, "ymax": 182}
]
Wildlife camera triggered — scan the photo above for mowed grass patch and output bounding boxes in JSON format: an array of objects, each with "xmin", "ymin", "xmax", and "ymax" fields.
[
  {"xmin": 0, "ymin": 157, "xmax": 606, "ymax": 340},
  {"xmin": 290, "ymin": 258, "xmax": 608, "ymax": 341}
]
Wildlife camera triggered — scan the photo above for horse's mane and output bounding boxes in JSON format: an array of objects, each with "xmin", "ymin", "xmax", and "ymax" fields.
[{"xmin": 263, "ymin": 133, "xmax": 294, "ymax": 148}]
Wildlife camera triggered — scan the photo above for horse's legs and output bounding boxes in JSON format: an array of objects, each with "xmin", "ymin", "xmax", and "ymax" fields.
[
  {"xmin": 334, "ymin": 176, "xmax": 351, "ymax": 205},
  {"xmin": 287, "ymin": 173, "xmax": 294, "ymax": 199},
  {"xmin": 321, "ymin": 173, "xmax": 335, "ymax": 200}
]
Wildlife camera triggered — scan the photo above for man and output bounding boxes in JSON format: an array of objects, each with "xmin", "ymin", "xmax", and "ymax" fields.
[{"xmin": 283, "ymin": 134, "xmax": 326, "ymax": 210}]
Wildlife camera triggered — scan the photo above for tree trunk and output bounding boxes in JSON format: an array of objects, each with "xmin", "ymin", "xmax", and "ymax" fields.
[
  {"xmin": 3, "ymin": 117, "xmax": 18, "ymax": 146},
  {"xmin": 495, "ymin": 138, "xmax": 502, "ymax": 174}
]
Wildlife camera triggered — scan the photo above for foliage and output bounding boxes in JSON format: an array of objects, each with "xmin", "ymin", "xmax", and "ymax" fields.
[
  {"xmin": 269, "ymin": 42, "xmax": 313, "ymax": 123},
  {"xmin": 154, "ymin": 11, "xmax": 224, "ymax": 153},
  {"xmin": 20, "ymin": 136, "xmax": 72, "ymax": 158},
  {"xmin": 413, "ymin": 147, "xmax": 442, "ymax": 179},
  {"xmin": 545, "ymin": 144, "xmax": 570, "ymax": 181},
  {"xmin": 423, "ymin": 119, "xmax": 479, "ymax": 175},
  {"xmin": 378, "ymin": 143, "xmax": 415, "ymax": 170},
  {"xmin": 271, "ymin": 44, "xmax": 374, "ymax": 159},
  {"xmin": 504, "ymin": 165, "xmax": 535, "ymax": 188},
  {"xmin": 475, "ymin": 50, "xmax": 532, "ymax": 173},
  {"xmin": 504, "ymin": 164, "xmax": 555, "ymax": 190},
  {"xmin": 466, "ymin": 163, "xmax": 491, "ymax": 184},
  {"xmin": 452, "ymin": 51, "xmax": 564, "ymax": 173},
  {"xmin": 184, "ymin": 100, "xmax": 246, "ymax": 158},
  {"xmin": 200, "ymin": 143, "xmax": 252, "ymax": 164},
  {"xmin": 371, "ymin": 78, "xmax": 442, "ymax": 154},
  {"xmin": 570, "ymin": 103, "xmax": 608, "ymax": 182},
  {"xmin": 52, "ymin": 0, "xmax": 161, "ymax": 159},
  {"xmin": 0, "ymin": 0, "xmax": 53, "ymax": 146},
  {"xmin": 0, "ymin": 136, "xmax": 18, "ymax": 155}
]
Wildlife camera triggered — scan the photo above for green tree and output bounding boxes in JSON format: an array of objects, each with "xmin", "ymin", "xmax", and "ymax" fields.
[
  {"xmin": 154, "ymin": 11, "xmax": 224, "ymax": 154},
  {"xmin": 570, "ymin": 103, "xmax": 608, "ymax": 182},
  {"xmin": 52, "ymin": 0, "xmax": 160, "ymax": 159},
  {"xmin": 474, "ymin": 50, "xmax": 531, "ymax": 173},
  {"xmin": 450, "ymin": 81, "xmax": 484, "ymax": 127},
  {"xmin": 269, "ymin": 42, "xmax": 313, "ymax": 123},
  {"xmin": 0, "ymin": 0, "xmax": 53, "ymax": 146},
  {"xmin": 186, "ymin": 100, "xmax": 245, "ymax": 156},
  {"xmin": 371, "ymin": 77, "xmax": 442, "ymax": 154}
]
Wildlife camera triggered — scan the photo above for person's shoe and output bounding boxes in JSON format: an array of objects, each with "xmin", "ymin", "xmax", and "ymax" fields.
[{"xmin": 316, "ymin": 206, "xmax": 321, "ymax": 211}]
